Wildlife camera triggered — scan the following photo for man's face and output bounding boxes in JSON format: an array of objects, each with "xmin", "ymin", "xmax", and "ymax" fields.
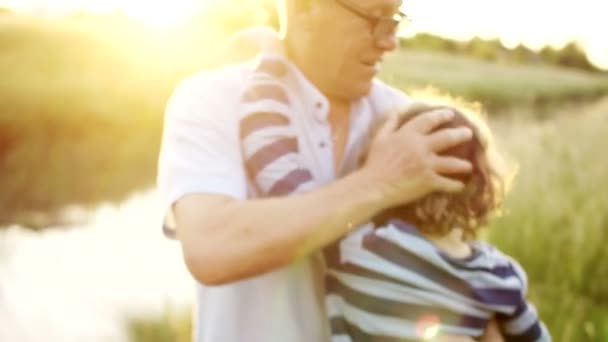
[{"xmin": 303, "ymin": 0, "xmax": 403, "ymax": 101}]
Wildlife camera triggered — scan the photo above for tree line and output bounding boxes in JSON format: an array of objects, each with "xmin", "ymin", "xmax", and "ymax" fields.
[{"xmin": 400, "ymin": 33, "xmax": 602, "ymax": 73}]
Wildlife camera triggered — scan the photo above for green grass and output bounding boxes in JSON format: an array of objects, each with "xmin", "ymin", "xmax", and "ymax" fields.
[
  {"xmin": 485, "ymin": 98, "xmax": 608, "ymax": 341},
  {"xmin": 0, "ymin": 16, "xmax": 186, "ymax": 227},
  {"xmin": 381, "ymin": 50, "xmax": 608, "ymax": 114},
  {"xmin": 125, "ymin": 309, "xmax": 192, "ymax": 342}
]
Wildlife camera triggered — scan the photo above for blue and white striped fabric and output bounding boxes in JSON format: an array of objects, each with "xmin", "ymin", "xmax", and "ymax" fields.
[
  {"xmin": 238, "ymin": 56, "xmax": 317, "ymax": 196},
  {"xmin": 326, "ymin": 220, "xmax": 552, "ymax": 341}
]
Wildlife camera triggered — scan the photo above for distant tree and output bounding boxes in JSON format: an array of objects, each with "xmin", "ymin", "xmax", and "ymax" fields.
[
  {"xmin": 508, "ymin": 43, "xmax": 536, "ymax": 64},
  {"xmin": 554, "ymin": 42, "xmax": 596, "ymax": 71},
  {"xmin": 400, "ymin": 32, "xmax": 602, "ymax": 73},
  {"xmin": 540, "ymin": 45, "xmax": 560, "ymax": 65},
  {"xmin": 400, "ymin": 33, "xmax": 458, "ymax": 52},
  {"xmin": 466, "ymin": 37, "xmax": 502, "ymax": 61}
]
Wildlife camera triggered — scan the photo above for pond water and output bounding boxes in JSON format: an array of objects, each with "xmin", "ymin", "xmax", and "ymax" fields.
[{"xmin": 0, "ymin": 191, "xmax": 195, "ymax": 342}]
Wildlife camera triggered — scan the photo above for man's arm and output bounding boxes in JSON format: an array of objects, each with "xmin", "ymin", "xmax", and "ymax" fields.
[
  {"xmin": 173, "ymin": 108, "xmax": 473, "ymax": 285},
  {"xmin": 175, "ymin": 171, "xmax": 381, "ymax": 285}
]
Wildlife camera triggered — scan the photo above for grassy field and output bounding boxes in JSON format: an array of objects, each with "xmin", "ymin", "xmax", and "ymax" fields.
[
  {"xmin": 1, "ymin": 16, "xmax": 607, "ymax": 341},
  {"xmin": 486, "ymin": 98, "xmax": 608, "ymax": 342},
  {"xmin": 381, "ymin": 50, "xmax": 608, "ymax": 114}
]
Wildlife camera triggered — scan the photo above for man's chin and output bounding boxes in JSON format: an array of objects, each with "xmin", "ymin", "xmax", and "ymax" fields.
[{"xmin": 335, "ymin": 81, "xmax": 374, "ymax": 102}]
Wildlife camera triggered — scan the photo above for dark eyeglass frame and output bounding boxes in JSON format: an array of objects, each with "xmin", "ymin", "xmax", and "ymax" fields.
[{"xmin": 334, "ymin": 0, "xmax": 408, "ymax": 40}]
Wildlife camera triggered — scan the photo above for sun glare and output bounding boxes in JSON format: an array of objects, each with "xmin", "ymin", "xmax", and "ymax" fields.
[
  {"xmin": 1, "ymin": 0, "xmax": 205, "ymax": 29},
  {"xmin": 415, "ymin": 315, "xmax": 441, "ymax": 340},
  {"xmin": 121, "ymin": 1, "xmax": 200, "ymax": 30},
  {"xmin": 1, "ymin": 0, "xmax": 607, "ymax": 68}
]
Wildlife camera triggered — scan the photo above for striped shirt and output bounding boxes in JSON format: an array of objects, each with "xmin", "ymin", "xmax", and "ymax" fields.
[
  {"xmin": 238, "ymin": 55, "xmax": 317, "ymax": 195},
  {"xmin": 237, "ymin": 57, "xmax": 551, "ymax": 341},
  {"xmin": 326, "ymin": 220, "xmax": 552, "ymax": 341}
]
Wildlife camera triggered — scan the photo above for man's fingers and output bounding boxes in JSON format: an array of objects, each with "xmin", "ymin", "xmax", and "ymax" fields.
[
  {"xmin": 376, "ymin": 115, "xmax": 400, "ymax": 139},
  {"xmin": 432, "ymin": 174, "xmax": 466, "ymax": 193},
  {"xmin": 428, "ymin": 126, "xmax": 473, "ymax": 152},
  {"xmin": 405, "ymin": 108, "xmax": 454, "ymax": 134},
  {"xmin": 433, "ymin": 156, "xmax": 473, "ymax": 174}
]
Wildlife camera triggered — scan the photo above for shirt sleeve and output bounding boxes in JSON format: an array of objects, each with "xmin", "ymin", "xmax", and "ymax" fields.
[
  {"xmin": 497, "ymin": 260, "xmax": 552, "ymax": 341},
  {"xmin": 238, "ymin": 68, "xmax": 316, "ymax": 197},
  {"xmin": 157, "ymin": 71, "xmax": 248, "ymax": 236}
]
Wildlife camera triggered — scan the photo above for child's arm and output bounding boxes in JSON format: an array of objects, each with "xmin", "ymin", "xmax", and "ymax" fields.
[
  {"xmin": 497, "ymin": 261, "xmax": 552, "ymax": 341},
  {"xmin": 238, "ymin": 58, "xmax": 315, "ymax": 196},
  {"xmin": 239, "ymin": 100, "xmax": 317, "ymax": 196},
  {"xmin": 497, "ymin": 299, "xmax": 551, "ymax": 341}
]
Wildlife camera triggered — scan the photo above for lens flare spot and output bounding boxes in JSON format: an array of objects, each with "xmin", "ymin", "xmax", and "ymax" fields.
[{"xmin": 415, "ymin": 314, "xmax": 441, "ymax": 340}]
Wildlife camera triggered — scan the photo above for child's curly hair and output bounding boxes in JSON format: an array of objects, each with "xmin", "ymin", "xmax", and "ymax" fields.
[{"xmin": 371, "ymin": 102, "xmax": 514, "ymax": 239}]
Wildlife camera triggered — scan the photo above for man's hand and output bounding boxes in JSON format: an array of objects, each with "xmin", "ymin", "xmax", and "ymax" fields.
[
  {"xmin": 360, "ymin": 104, "xmax": 474, "ymax": 209},
  {"xmin": 480, "ymin": 319, "xmax": 505, "ymax": 342}
]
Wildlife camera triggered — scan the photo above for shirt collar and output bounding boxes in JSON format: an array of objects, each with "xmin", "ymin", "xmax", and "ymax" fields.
[{"xmin": 255, "ymin": 52, "xmax": 330, "ymax": 123}]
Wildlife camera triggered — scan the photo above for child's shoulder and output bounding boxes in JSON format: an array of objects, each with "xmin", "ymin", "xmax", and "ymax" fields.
[{"xmin": 471, "ymin": 240, "xmax": 529, "ymax": 290}]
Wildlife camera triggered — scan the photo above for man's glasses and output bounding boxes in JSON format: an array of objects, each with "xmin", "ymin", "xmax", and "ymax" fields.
[{"xmin": 334, "ymin": 0, "xmax": 408, "ymax": 41}]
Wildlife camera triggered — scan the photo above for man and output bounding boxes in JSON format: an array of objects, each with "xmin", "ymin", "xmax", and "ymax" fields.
[{"xmin": 157, "ymin": 0, "xmax": 474, "ymax": 341}]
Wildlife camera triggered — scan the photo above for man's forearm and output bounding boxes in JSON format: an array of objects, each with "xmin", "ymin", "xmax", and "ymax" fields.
[
  {"xmin": 176, "ymin": 107, "xmax": 474, "ymax": 285},
  {"xmin": 175, "ymin": 169, "xmax": 386, "ymax": 285}
]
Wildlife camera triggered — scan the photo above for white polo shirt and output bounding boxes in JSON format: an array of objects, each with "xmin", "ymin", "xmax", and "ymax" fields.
[{"xmin": 157, "ymin": 54, "xmax": 409, "ymax": 342}]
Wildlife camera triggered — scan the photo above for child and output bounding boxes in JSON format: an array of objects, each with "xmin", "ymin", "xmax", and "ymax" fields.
[
  {"xmin": 323, "ymin": 104, "xmax": 551, "ymax": 342},
  {"xmin": 235, "ymin": 28, "xmax": 550, "ymax": 342}
]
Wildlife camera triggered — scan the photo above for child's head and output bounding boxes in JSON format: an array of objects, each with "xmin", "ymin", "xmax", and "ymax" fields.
[{"xmin": 372, "ymin": 103, "xmax": 513, "ymax": 239}]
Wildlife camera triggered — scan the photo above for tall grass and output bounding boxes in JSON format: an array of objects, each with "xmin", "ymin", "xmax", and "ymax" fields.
[
  {"xmin": 486, "ymin": 98, "xmax": 608, "ymax": 341},
  {"xmin": 0, "ymin": 17, "xmax": 183, "ymax": 227},
  {"xmin": 381, "ymin": 50, "xmax": 608, "ymax": 114},
  {"xmin": 126, "ymin": 309, "xmax": 192, "ymax": 342}
]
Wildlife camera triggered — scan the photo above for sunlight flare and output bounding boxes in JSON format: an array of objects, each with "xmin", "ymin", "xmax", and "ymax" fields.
[
  {"xmin": 121, "ymin": 0, "xmax": 200, "ymax": 29},
  {"xmin": 415, "ymin": 314, "xmax": 441, "ymax": 340}
]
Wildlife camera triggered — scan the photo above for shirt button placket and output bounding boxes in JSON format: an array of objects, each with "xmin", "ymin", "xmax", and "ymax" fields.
[{"xmin": 315, "ymin": 101, "xmax": 329, "ymax": 149}]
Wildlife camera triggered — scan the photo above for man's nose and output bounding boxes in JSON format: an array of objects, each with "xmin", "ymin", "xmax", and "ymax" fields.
[{"xmin": 375, "ymin": 34, "xmax": 398, "ymax": 52}]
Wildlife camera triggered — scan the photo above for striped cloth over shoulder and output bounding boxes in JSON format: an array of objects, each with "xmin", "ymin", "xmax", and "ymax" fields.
[
  {"xmin": 238, "ymin": 54, "xmax": 316, "ymax": 196},
  {"xmin": 326, "ymin": 219, "xmax": 552, "ymax": 342}
]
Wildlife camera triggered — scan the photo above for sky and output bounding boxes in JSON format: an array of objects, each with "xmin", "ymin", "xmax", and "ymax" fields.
[{"xmin": 0, "ymin": 0, "xmax": 606, "ymax": 69}]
